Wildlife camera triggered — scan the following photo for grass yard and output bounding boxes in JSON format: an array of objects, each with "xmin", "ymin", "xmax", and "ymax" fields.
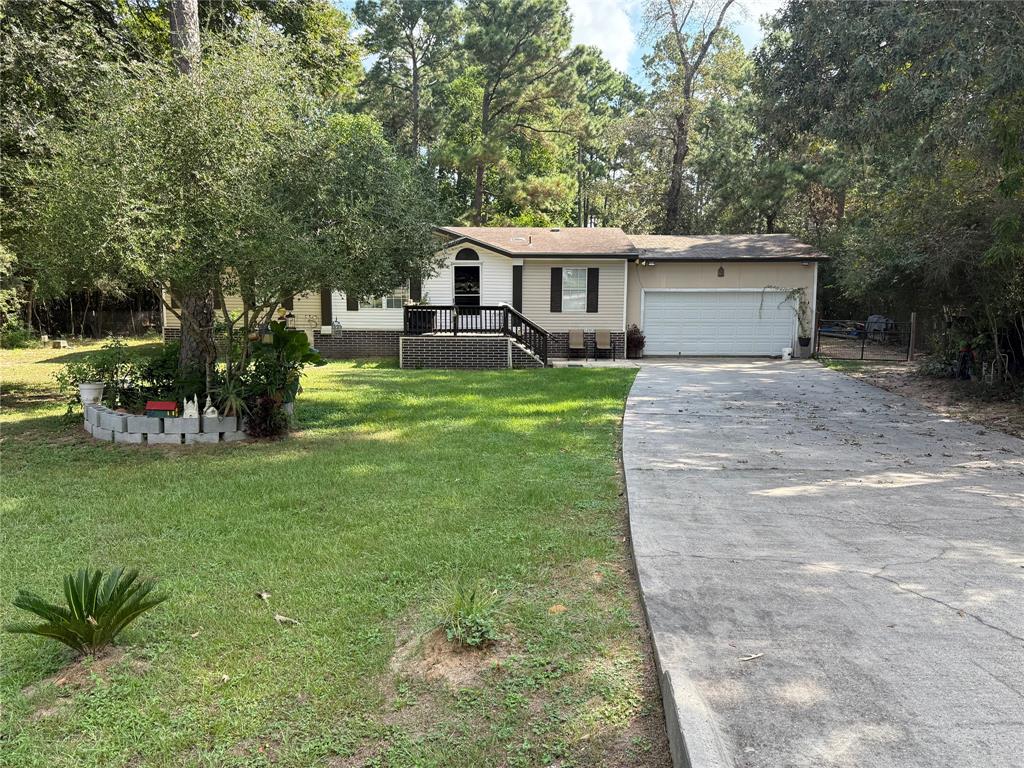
[{"xmin": 0, "ymin": 343, "xmax": 669, "ymax": 767}]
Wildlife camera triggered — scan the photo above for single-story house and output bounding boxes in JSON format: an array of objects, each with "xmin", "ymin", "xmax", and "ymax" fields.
[{"xmin": 162, "ymin": 227, "xmax": 827, "ymax": 368}]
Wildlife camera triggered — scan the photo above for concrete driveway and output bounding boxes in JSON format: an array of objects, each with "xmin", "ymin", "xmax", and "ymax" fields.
[{"xmin": 623, "ymin": 359, "xmax": 1024, "ymax": 768}]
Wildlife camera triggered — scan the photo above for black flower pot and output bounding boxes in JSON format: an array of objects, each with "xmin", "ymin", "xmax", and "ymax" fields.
[{"xmin": 798, "ymin": 336, "xmax": 811, "ymax": 348}]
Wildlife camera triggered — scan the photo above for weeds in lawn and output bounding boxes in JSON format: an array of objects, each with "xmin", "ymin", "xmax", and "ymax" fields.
[
  {"xmin": 6, "ymin": 568, "xmax": 167, "ymax": 655},
  {"xmin": 436, "ymin": 577, "xmax": 501, "ymax": 648}
]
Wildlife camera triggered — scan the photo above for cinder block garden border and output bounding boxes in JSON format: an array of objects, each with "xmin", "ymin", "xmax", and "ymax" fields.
[{"xmin": 83, "ymin": 403, "xmax": 246, "ymax": 445}]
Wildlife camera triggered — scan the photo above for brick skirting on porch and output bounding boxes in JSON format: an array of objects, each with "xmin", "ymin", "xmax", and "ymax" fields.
[
  {"xmin": 163, "ymin": 327, "xmax": 181, "ymax": 343},
  {"xmin": 548, "ymin": 331, "xmax": 625, "ymax": 359},
  {"xmin": 400, "ymin": 335, "xmax": 544, "ymax": 369},
  {"xmin": 313, "ymin": 330, "xmax": 401, "ymax": 358}
]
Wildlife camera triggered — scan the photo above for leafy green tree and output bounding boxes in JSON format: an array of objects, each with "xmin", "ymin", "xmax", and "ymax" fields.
[
  {"xmin": 755, "ymin": 0, "xmax": 1024, "ymax": 371},
  {"xmin": 462, "ymin": 0, "xmax": 577, "ymax": 224},
  {"xmin": 355, "ymin": 0, "xmax": 461, "ymax": 157},
  {"xmin": 21, "ymin": 30, "xmax": 440, "ymax": 379},
  {"xmin": 643, "ymin": 0, "xmax": 736, "ymax": 233},
  {"xmin": 571, "ymin": 47, "xmax": 643, "ymax": 227}
]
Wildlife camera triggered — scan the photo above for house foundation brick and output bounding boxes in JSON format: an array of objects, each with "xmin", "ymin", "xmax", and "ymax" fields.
[
  {"xmin": 313, "ymin": 329, "xmax": 401, "ymax": 358},
  {"xmin": 511, "ymin": 344, "xmax": 544, "ymax": 368},
  {"xmin": 400, "ymin": 336, "xmax": 512, "ymax": 369},
  {"xmin": 163, "ymin": 327, "xmax": 181, "ymax": 343}
]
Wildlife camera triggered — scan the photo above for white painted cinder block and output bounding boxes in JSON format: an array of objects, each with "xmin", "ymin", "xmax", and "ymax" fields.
[
  {"xmin": 126, "ymin": 415, "xmax": 163, "ymax": 433},
  {"xmin": 163, "ymin": 417, "xmax": 200, "ymax": 434}
]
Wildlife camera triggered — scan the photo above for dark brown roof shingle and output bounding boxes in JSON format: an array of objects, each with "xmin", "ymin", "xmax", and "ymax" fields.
[
  {"xmin": 436, "ymin": 226, "xmax": 637, "ymax": 257},
  {"xmin": 630, "ymin": 234, "xmax": 828, "ymax": 261}
]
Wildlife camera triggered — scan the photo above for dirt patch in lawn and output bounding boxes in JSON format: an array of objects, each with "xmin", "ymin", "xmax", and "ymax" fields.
[
  {"xmin": 390, "ymin": 627, "xmax": 510, "ymax": 689},
  {"xmin": 21, "ymin": 647, "xmax": 152, "ymax": 719},
  {"xmin": 837, "ymin": 363, "xmax": 1024, "ymax": 438}
]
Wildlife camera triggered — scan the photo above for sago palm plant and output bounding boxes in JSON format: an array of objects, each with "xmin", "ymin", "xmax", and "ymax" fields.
[{"xmin": 5, "ymin": 568, "xmax": 167, "ymax": 655}]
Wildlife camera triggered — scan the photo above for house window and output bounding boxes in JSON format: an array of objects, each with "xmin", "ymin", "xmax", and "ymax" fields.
[
  {"xmin": 562, "ymin": 268, "xmax": 588, "ymax": 311},
  {"xmin": 360, "ymin": 283, "xmax": 410, "ymax": 309}
]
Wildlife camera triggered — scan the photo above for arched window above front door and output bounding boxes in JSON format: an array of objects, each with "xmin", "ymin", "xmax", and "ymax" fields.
[{"xmin": 455, "ymin": 248, "xmax": 479, "ymax": 260}]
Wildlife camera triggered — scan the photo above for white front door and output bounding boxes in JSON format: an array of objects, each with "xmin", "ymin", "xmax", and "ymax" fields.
[{"xmin": 642, "ymin": 290, "xmax": 795, "ymax": 356}]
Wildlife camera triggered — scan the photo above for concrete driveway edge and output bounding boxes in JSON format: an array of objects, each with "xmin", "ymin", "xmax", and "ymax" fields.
[{"xmin": 624, "ymin": 379, "xmax": 732, "ymax": 768}]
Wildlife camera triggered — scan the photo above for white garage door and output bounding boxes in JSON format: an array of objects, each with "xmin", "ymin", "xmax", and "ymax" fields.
[{"xmin": 642, "ymin": 290, "xmax": 795, "ymax": 356}]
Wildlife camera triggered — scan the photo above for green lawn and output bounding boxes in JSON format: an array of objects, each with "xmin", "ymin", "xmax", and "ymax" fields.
[{"xmin": 0, "ymin": 344, "xmax": 668, "ymax": 767}]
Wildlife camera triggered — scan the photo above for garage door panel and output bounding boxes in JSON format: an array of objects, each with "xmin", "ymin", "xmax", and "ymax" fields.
[{"xmin": 643, "ymin": 291, "xmax": 794, "ymax": 356}]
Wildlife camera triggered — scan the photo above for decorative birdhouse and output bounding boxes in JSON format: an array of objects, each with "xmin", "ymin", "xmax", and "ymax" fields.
[{"xmin": 145, "ymin": 400, "xmax": 178, "ymax": 418}]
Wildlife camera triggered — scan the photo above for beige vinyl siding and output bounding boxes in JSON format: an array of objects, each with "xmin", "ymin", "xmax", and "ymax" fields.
[
  {"xmin": 521, "ymin": 259, "xmax": 626, "ymax": 333},
  {"xmin": 626, "ymin": 261, "xmax": 816, "ymax": 327},
  {"xmin": 162, "ymin": 291, "xmax": 322, "ymax": 334},
  {"xmin": 421, "ymin": 243, "xmax": 517, "ymax": 306}
]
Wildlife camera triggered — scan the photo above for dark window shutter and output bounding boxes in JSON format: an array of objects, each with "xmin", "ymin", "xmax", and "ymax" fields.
[
  {"xmin": 410, "ymin": 274, "xmax": 422, "ymax": 302},
  {"xmin": 512, "ymin": 266, "xmax": 523, "ymax": 312},
  {"xmin": 346, "ymin": 292, "xmax": 359, "ymax": 312},
  {"xmin": 550, "ymin": 267, "xmax": 562, "ymax": 313},
  {"xmin": 586, "ymin": 268, "xmax": 599, "ymax": 313},
  {"xmin": 320, "ymin": 288, "xmax": 333, "ymax": 324},
  {"xmin": 282, "ymin": 295, "xmax": 293, "ymax": 311}
]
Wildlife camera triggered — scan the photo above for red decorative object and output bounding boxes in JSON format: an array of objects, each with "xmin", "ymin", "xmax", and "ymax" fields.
[{"xmin": 145, "ymin": 400, "xmax": 178, "ymax": 417}]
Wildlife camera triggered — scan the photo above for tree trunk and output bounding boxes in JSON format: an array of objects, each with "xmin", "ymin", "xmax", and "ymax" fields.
[
  {"xmin": 472, "ymin": 96, "xmax": 491, "ymax": 225},
  {"xmin": 472, "ymin": 162, "xmax": 485, "ymax": 225},
  {"xmin": 663, "ymin": 105, "xmax": 692, "ymax": 234},
  {"xmin": 410, "ymin": 52, "xmax": 420, "ymax": 158},
  {"xmin": 169, "ymin": 0, "xmax": 211, "ymax": 376},
  {"xmin": 169, "ymin": 0, "xmax": 201, "ymax": 75}
]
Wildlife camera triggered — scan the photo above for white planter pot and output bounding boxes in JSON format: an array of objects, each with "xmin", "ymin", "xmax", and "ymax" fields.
[{"xmin": 79, "ymin": 381, "xmax": 105, "ymax": 405}]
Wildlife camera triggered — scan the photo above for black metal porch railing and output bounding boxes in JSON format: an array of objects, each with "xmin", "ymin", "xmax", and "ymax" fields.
[{"xmin": 403, "ymin": 304, "xmax": 549, "ymax": 365}]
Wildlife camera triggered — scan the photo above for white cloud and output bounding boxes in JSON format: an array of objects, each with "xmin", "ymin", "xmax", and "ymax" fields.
[
  {"xmin": 568, "ymin": 0, "xmax": 637, "ymax": 73},
  {"xmin": 732, "ymin": 0, "xmax": 787, "ymax": 50}
]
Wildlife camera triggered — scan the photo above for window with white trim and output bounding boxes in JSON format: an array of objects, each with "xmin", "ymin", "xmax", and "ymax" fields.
[
  {"xmin": 360, "ymin": 282, "xmax": 410, "ymax": 309},
  {"xmin": 562, "ymin": 268, "xmax": 587, "ymax": 311}
]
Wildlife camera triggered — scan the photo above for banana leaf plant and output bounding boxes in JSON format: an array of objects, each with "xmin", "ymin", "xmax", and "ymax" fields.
[
  {"xmin": 248, "ymin": 320, "xmax": 325, "ymax": 403},
  {"xmin": 5, "ymin": 568, "xmax": 167, "ymax": 655}
]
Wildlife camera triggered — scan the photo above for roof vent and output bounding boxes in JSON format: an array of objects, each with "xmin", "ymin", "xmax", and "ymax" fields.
[{"xmin": 550, "ymin": 228, "xmax": 560, "ymax": 232}]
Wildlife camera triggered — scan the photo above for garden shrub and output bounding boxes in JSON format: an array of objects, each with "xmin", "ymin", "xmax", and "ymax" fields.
[
  {"xmin": 1, "ymin": 322, "xmax": 36, "ymax": 349},
  {"xmin": 5, "ymin": 568, "xmax": 167, "ymax": 655}
]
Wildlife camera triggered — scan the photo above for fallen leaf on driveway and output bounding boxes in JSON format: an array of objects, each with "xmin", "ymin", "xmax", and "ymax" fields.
[
  {"xmin": 738, "ymin": 653, "xmax": 763, "ymax": 662},
  {"xmin": 274, "ymin": 613, "xmax": 300, "ymax": 625}
]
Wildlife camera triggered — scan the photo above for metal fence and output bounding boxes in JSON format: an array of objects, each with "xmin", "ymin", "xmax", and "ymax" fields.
[{"xmin": 816, "ymin": 317, "xmax": 913, "ymax": 361}]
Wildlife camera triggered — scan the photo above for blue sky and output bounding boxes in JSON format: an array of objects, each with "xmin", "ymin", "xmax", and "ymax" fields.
[
  {"xmin": 338, "ymin": 0, "xmax": 785, "ymax": 89},
  {"xmin": 566, "ymin": 0, "xmax": 786, "ymax": 83}
]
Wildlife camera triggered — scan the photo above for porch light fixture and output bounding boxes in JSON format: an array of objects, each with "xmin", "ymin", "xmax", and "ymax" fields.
[
  {"xmin": 717, "ymin": 266, "xmax": 725, "ymax": 277},
  {"xmin": 285, "ymin": 312, "xmax": 296, "ymax": 328}
]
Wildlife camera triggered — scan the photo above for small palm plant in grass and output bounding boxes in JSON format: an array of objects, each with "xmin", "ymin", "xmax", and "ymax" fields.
[
  {"xmin": 437, "ymin": 577, "xmax": 501, "ymax": 648},
  {"xmin": 5, "ymin": 568, "xmax": 167, "ymax": 655}
]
